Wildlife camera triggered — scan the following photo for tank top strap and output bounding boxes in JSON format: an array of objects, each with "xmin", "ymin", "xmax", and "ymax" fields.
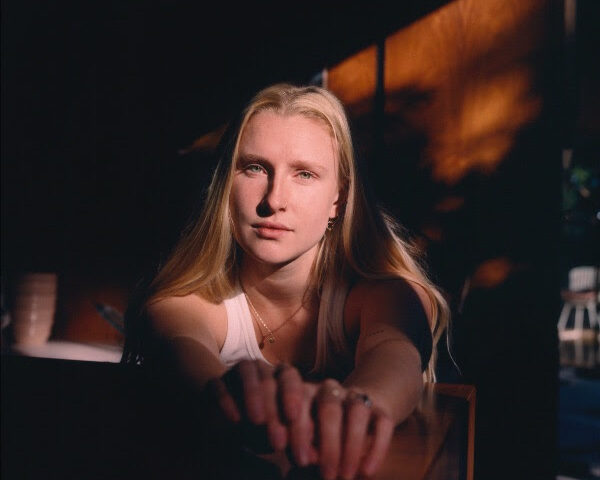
[{"xmin": 220, "ymin": 287, "xmax": 270, "ymax": 367}]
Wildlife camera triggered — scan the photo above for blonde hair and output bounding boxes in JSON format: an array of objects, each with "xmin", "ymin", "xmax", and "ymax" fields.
[{"xmin": 133, "ymin": 83, "xmax": 449, "ymax": 381}]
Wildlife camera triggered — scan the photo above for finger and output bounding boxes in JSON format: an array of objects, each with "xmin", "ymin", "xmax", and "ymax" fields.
[
  {"xmin": 288, "ymin": 382, "xmax": 316, "ymax": 467},
  {"xmin": 316, "ymin": 380, "xmax": 344, "ymax": 480},
  {"xmin": 340, "ymin": 393, "xmax": 372, "ymax": 480},
  {"xmin": 256, "ymin": 362, "xmax": 288, "ymax": 451},
  {"xmin": 238, "ymin": 360, "xmax": 265, "ymax": 424},
  {"xmin": 206, "ymin": 378, "xmax": 241, "ymax": 423},
  {"xmin": 266, "ymin": 419, "xmax": 288, "ymax": 452},
  {"xmin": 275, "ymin": 364, "xmax": 304, "ymax": 422},
  {"xmin": 360, "ymin": 413, "xmax": 394, "ymax": 477},
  {"xmin": 257, "ymin": 361, "xmax": 278, "ymax": 423}
]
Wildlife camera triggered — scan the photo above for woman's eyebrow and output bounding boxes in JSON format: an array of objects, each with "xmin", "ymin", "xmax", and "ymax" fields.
[
  {"xmin": 237, "ymin": 153, "xmax": 271, "ymax": 165},
  {"xmin": 288, "ymin": 159, "xmax": 328, "ymax": 174}
]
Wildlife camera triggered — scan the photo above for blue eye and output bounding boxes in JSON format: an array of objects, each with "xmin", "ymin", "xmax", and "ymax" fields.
[
  {"xmin": 245, "ymin": 164, "xmax": 264, "ymax": 174},
  {"xmin": 298, "ymin": 171, "xmax": 313, "ymax": 180}
]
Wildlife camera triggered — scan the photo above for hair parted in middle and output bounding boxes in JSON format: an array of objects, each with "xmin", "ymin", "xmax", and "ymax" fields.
[{"xmin": 145, "ymin": 83, "xmax": 449, "ymax": 381}]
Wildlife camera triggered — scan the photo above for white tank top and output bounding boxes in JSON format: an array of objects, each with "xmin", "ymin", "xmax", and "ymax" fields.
[{"xmin": 219, "ymin": 289, "xmax": 272, "ymax": 367}]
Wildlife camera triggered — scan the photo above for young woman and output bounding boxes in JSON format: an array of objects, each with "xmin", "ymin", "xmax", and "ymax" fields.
[{"xmin": 123, "ymin": 84, "xmax": 449, "ymax": 479}]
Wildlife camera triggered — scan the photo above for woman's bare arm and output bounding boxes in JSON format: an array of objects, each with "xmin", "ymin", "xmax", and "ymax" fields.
[
  {"xmin": 146, "ymin": 295, "xmax": 229, "ymax": 385},
  {"xmin": 343, "ymin": 278, "xmax": 431, "ymax": 423}
]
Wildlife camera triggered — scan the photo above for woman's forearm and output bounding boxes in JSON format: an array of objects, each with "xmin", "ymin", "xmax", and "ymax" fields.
[{"xmin": 343, "ymin": 338, "xmax": 423, "ymax": 424}]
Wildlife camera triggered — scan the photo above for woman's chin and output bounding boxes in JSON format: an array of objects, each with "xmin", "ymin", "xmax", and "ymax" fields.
[{"xmin": 241, "ymin": 246, "xmax": 313, "ymax": 270}]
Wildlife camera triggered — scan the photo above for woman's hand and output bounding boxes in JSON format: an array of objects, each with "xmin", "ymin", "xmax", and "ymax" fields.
[
  {"xmin": 205, "ymin": 361, "xmax": 394, "ymax": 478},
  {"xmin": 296, "ymin": 379, "xmax": 394, "ymax": 480},
  {"xmin": 268, "ymin": 365, "xmax": 394, "ymax": 478},
  {"xmin": 205, "ymin": 360, "xmax": 289, "ymax": 453}
]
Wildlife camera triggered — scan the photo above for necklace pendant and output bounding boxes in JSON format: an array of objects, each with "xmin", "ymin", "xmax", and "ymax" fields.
[{"xmin": 268, "ymin": 336, "xmax": 275, "ymax": 344}]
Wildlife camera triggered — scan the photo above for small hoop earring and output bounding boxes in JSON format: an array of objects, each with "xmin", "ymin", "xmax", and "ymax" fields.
[{"xmin": 327, "ymin": 218, "xmax": 336, "ymax": 231}]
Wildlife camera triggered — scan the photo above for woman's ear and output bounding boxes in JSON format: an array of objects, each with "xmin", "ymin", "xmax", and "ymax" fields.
[
  {"xmin": 330, "ymin": 184, "xmax": 348, "ymax": 219},
  {"xmin": 329, "ymin": 197, "xmax": 339, "ymax": 219}
]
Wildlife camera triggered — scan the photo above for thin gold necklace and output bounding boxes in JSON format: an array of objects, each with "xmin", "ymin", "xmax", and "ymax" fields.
[
  {"xmin": 244, "ymin": 288, "xmax": 311, "ymax": 349},
  {"xmin": 244, "ymin": 292, "xmax": 276, "ymax": 348}
]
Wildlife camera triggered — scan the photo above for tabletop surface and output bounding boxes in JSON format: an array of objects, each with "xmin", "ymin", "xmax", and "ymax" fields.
[{"xmin": 374, "ymin": 383, "xmax": 475, "ymax": 480}]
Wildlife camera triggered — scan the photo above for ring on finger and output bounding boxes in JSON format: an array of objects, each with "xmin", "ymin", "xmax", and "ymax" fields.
[
  {"xmin": 346, "ymin": 390, "xmax": 373, "ymax": 408},
  {"xmin": 330, "ymin": 387, "xmax": 343, "ymax": 399},
  {"xmin": 319, "ymin": 383, "xmax": 344, "ymax": 403}
]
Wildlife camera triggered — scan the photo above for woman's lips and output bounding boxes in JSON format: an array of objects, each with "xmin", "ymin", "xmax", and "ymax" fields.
[{"xmin": 252, "ymin": 222, "xmax": 292, "ymax": 239}]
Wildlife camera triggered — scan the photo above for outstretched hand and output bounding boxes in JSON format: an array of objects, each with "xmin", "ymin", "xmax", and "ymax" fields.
[{"xmin": 205, "ymin": 360, "xmax": 394, "ymax": 479}]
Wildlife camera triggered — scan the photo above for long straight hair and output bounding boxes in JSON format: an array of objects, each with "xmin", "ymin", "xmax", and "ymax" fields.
[{"xmin": 123, "ymin": 84, "xmax": 449, "ymax": 382}]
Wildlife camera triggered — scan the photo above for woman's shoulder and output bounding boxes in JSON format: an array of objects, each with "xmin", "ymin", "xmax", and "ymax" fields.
[
  {"xmin": 146, "ymin": 293, "xmax": 228, "ymax": 348},
  {"xmin": 345, "ymin": 277, "xmax": 433, "ymax": 327}
]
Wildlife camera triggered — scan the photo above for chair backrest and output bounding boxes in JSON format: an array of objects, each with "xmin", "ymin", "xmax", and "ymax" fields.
[{"xmin": 568, "ymin": 266, "xmax": 599, "ymax": 292}]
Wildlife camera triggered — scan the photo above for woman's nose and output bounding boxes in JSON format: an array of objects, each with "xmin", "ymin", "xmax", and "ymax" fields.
[{"xmin": 263, "ymin": 174, "xmax": 288, "ymax": 212}]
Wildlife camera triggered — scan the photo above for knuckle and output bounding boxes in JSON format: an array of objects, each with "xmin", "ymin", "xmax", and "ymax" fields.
[
  {"xmin": 377, "ymin": 412, "xmax": 393, "ymax": 429},
  {"xmin": 321, "ymin": 378, "xmax": 340, "ymax": 390},
  {"xmin": 257, "ymin": 360, "xmax": 274, "ymax": 377},
  {"xmin": 276, "ymin": 363, "xmax": 298, "ymax": 377}
]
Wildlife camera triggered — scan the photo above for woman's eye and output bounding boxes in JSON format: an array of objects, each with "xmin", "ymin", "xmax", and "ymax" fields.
[
  {"xmin": 298, "ymin": 171, "xmax": 314, "ymax": 180},
  {"xmin": 245, "ymin": 164, "xmax": 264, "ymax": 174}
]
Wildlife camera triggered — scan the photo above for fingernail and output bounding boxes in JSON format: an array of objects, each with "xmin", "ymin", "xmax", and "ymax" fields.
[
  {"xmin": 274, "ymin": 429, "xmax": 287, "ymax": 451},
  {"xmin": 362, "ymin": 462, "xmax": 374, "ymax": 477},
  {"xmin": 297, "ymin": 449, "xmax": 308, "ymax": 466}
]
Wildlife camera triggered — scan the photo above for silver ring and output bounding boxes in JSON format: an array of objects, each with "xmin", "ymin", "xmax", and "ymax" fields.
[
  {"xmin": 319, "ymin": 383, "xmax": 344, "ymax": 403},
  {"xmin": 358, "ymin": 393, "xmax": 372, "ymax": 408},
  {"xmin": 347, "ymin": 391, "xmax": 372, "ymax": 408},
  {"xmin": 330, "ymin": 388, "xmax": 342, "ymax": 398}
]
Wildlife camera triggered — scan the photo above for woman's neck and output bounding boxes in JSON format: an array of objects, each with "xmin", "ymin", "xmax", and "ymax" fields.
[
  {"xmin": 238, "ymin": 248, "xmax": 320, "ymax": 365},
  {"xmin": 238, "ymin": 248, "xmax": 317, "ymax": 311}
]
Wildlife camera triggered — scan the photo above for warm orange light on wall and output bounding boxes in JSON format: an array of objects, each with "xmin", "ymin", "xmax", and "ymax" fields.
[
  {"xmin": 385, "ymin": 0, "xmax": 546, "ymax": 185},
  {"xmin": 425, "ymin": 66, "xmax": 542, "ymax": 184},
  {"xmin": 470, "ymin": 257, "xmax": 521, "ymax": 289},
  {"xmin": 326, "ymin": 45, "xmax": 377, "ymax": 118},
  {"xmin": 327, "ymin": 0, "xmax": 547, "ymax": 186}
]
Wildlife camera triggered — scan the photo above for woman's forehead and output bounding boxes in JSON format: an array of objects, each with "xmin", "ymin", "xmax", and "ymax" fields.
[
  {"xmin": 244, "ymin": 109, "xmax": 333, "ymax": 137},
  {"xmin": 238, "ymin": 110, "xmax": 339, "ymax": 165}
]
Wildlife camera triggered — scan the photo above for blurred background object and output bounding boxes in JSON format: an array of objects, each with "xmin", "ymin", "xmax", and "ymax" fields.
[
  {"xmin": 10, "ymin": 273, "xmax": 57, "ymax": 346},
  {"xmin": 558, "ymin": 266, "xmax": 599, "ymax": 340}
]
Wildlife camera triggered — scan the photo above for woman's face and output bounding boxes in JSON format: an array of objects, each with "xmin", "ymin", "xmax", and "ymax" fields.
[{"xmin": 230, "ymin": 110, "xmax": 340, "ymax": 268}]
